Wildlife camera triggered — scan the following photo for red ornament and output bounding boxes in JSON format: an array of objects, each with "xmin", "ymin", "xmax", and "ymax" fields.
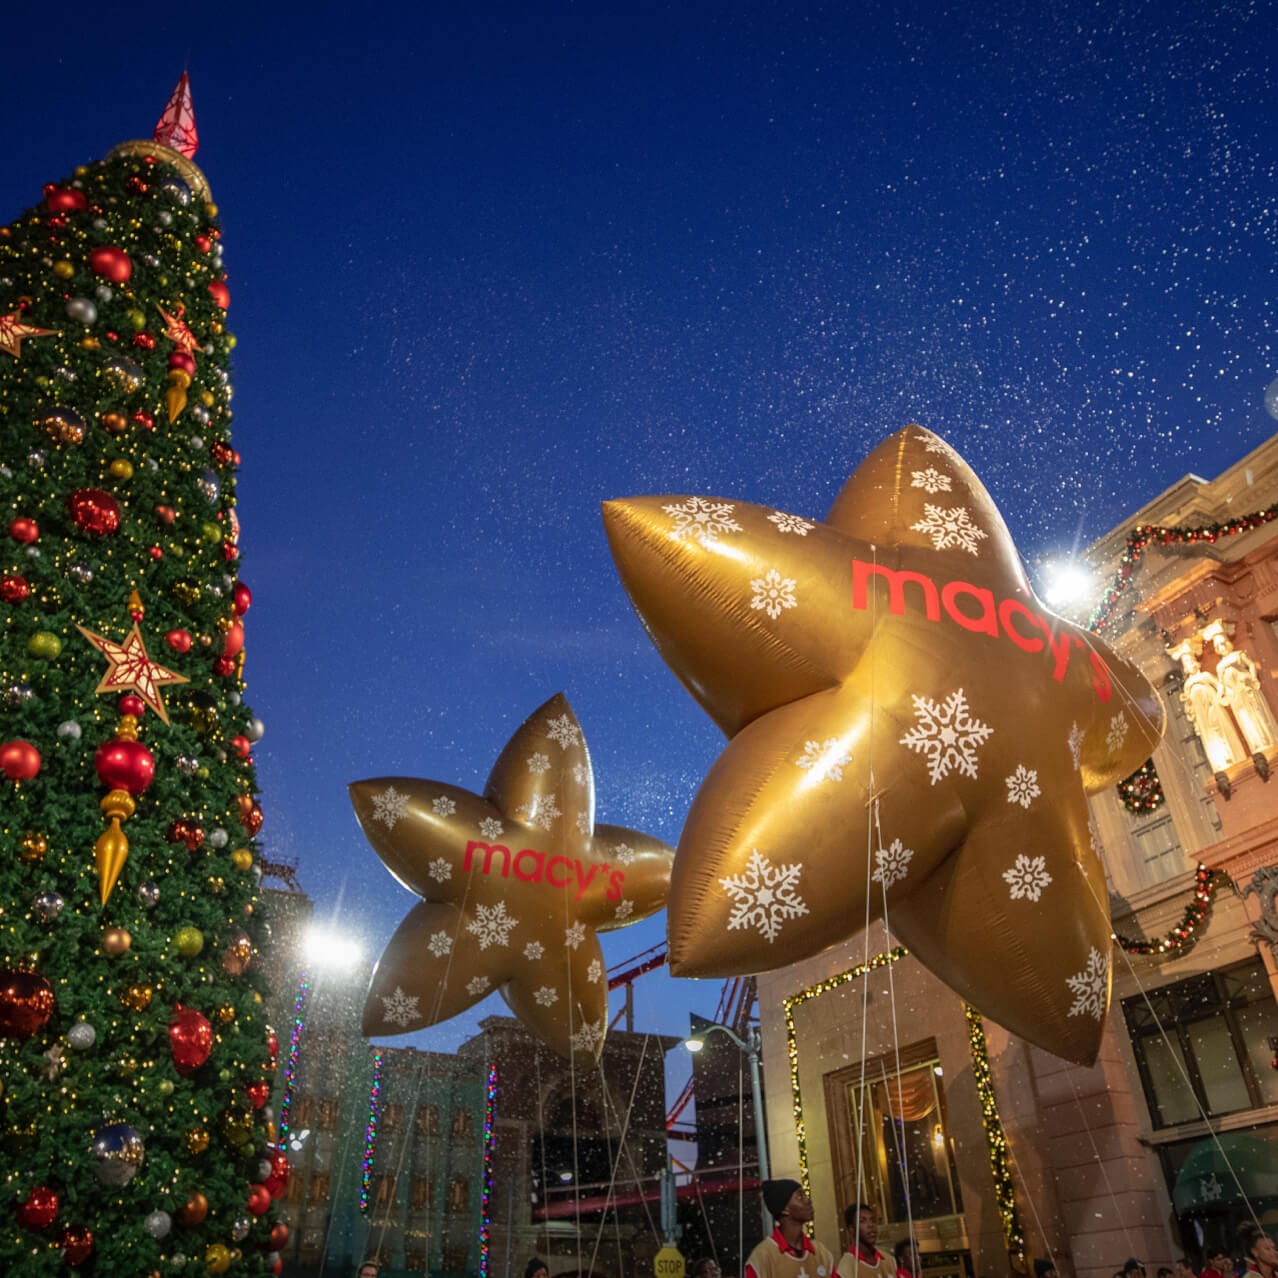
[
  {"xmin": 231, "ymin": 736, "xmax": 251, "ymax": 760},
  {"xmin": 266, "ymin": 1028, "xmax": 280, "ymax": 1060},
  {"xmin": 66, "ymin": 489, "xmax": 121, "ymax": 536},
  {"xmin": 167, "ymin": 350, "xmax": 196, "ymax": 376},
  {"xmin": 132, "ymin": 332, "xmax": 156, "ymax": 351},
  {"xmin": 246, "ymin": 1184, "xmax": 271, "ymax": 1217},
  {"xmin": 94, "ymin": 739, "xmax": 155, "ymax": 795},
  {"xmin": 177, "ymin": 1192, "xmax": 208, "ymax": 1227},
  {"xmin": 213, "ymin": 656, "xmax": 236, "ymax": 677},
  {"xmin": 194, "ymin": 234, "xmax": 211, "ymax": 253},
  {"xmin": 155, "ymin": 504, "xmax": 176, "ymax": 525},
  {"xmin": 0, "ymin": 741, "xmax": 41, "ymax": 781},
  {"xmin": 166, "ymin": 819, "xmax": 205, "ymax": 852},
  {"xmin": 0, "ymin": 970, "xmax": 55, "ymax": 1039},
  {"xmin": 119, "ymin": 693, "xmax": 145, "ymax": 718},
  {"xmin": 169, "ymin": 1005, "xmax": 213, "ymax": 1075},
  {"xmin": 223, "ymin": 619, "xmax": 245, "ymax": 659},
  {"xmin": 9, "ymin": 518, "xmax": 38, "ymax": 544},
  {"xmin": 60, "ymin": 1224, "xmax": 94, "ymax": 1266},
  {"xmin": 165, "ymin": 629, "xmax": 192, "ymax": 653},
  {"xmin": 16, "ymin": 1185, "xmax": 60, "ymax": 1230},
  {"xmin": 263, "ymin": 1149, "xmax": 290, "ymax": 1199},
  {"xmin": 269, "ymin": 1221, "xmax": 289, "ymax": 1250},
  {"xmin": 233, "ymin": 582, "xmax": 253, "ymax": 616},
  {"xmin": 125, "ymin": 175, "xmax": 149, "ymax": 195},
  {"xmin": 154, "ymin": 73, "xmax": 200, "ymax": 158},
  {"xmin": 210, "ymin": 440, "xmax": 234, "ymax": 466},
  {"xmin": 132, "ymin": 410, "xmax": 155, "ymax": 430},
  {"xmin": 244, "ymin": 1081, "xmax": 270, "ymax": 1109},
  {"xmin": 44, "ymin": 187, "xmax": 87, "ymax": 213},
  {"xmin": 238, "ymin": 795, "xmax": 263, "ymax": 836},
  {"xmin": 87, "ymin": 246, "xmax": 131, "ymax": 283},
  {"xmin": 222, "ymin": 540, "xmax": 239, "ymax": 562},
  {"xmin": 1, "ymin": 575, "xmax": 30, "ymax": 603},
  {"xmin": 208, "ymin": 280, "xmax": 230, "ymax": 309}
]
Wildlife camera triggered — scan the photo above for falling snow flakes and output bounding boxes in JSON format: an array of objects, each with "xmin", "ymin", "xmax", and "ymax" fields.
[
  {"xmin": 900, "ymin": 689, "xmax": 993, "ymax": 783},
  {"xmin": 533, "ymin": 986, "xmax": 558, "ymax": 1007},
  {"xmin": 795, "ymin": 737, "xmax": 851, "ymax": 783},
  {"xmin": 1106, "ymin": 711, "xmax": 1129, "ymax": 753},
  {"xmin": 1005, "ymin": 765, "xmax": 1041, "ymax": 808},
  {"xmin": 720, "ymin": 849, "xmax": 810, "ymax": 942},
  {"xmin": 545, "ymin": 714, "xmax": 582, "ymax": 749},
  {"xmin": 382, "ymin": 986, "xmax": 420, "ymax": 1027},
  {"xmin": 663, "ymin": 496, "xmax": 743, "ymax": 544},
  {"xmin": 749, "ymin": 568, "xmax": 797, "ymax": 620},
  {"xmin": 1003, "ymin": 854, "xmax": 1053, "ymax": 901},
  {"xmin": 871, "ymin": 839, "xmax": 914, "ymax": 889},
  {"xmin": 911, "ymin": 467, "xmax": 953, "ymax": 494},
  {"xmin": 466, "ymin": 901, "xmax": 519, "ymax": 949},
  {"xmin": 466, "ymin": 976, "xmax": 491, "ymax": 997},
  {"xmin": 371, "ymin": 786, "xmax": 410, "ymax": 829},
  {"xmin": 431, "ymin": 795, "xmax": 456, "ymax": 817},
  {"xmin": 767, "ymin": 510, "xmax": 814, "ymax": 536},
  {"xmin": 427, "ymin": 931, "xmax": 453, "ymax": 958},
  {"xmin": 1066, "ymin": 947, "xmax": 1109, "ymax": 1020},
  {"xmin": 910, "ymin": 503, "xmax": 989, "ymax": 555},
  {"xmin": 564, "ymin": 921, "xmax": 587, "ymax": 949}
]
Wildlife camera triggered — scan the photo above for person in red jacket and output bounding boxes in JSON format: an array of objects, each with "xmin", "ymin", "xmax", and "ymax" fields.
[{"xmin": 744, "ymin": 1179, "xmax": 835, "ymax": 1278}]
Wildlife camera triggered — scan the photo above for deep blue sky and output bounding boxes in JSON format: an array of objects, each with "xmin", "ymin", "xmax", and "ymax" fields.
[{"xmin": 4, "ymin": 2, "xmax": 1275, "ymax": 1053}]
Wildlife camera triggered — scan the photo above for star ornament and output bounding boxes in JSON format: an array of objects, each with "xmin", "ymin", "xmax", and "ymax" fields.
[
  {"xmin": 350, "ymin": 694, "xmax": 674, "ymax": 1061},
  {"xmin": 158, "ymin": 305, "xmax": 199, "ymax": 356},
  {"xmin": 602, "ymin": 426, "xmax": 1165, "ymax": 1065},
  {"xmin": 0, "ymin": 310, "xmax": 57, "ymax": 359},
  {"xmin": 78, "ymin": 623, "xmax": 188, "ymax": 723}
]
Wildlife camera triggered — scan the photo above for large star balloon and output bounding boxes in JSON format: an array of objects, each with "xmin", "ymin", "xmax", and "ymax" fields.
[
  {"xmin": 351, "ymin": 694, "xmax": 674, "ymax": 1061},
  {"xmin": 602, "ymin": 426, "xmax": 1164, "ymax": 1064}
]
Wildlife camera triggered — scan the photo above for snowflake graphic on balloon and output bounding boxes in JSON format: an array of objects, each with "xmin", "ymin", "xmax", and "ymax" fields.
[
  {"xmin": 909, "ymin": 503, "xmax": 988, "ymax": 555},
  {"xmin": 872, "ymin": 839, "xmax": 914, "ymax": 889},
  {"xmin": 900, "ymin": 688, "xmax": 993, "ymax": 783},
  {"xmin": 1005, "ymin": 765, "xmax": 1041, "ymax": 808},
  {"xmin": 719, "ymin": 849, "xmax": 809, "ymax": 942},
  {"xmin": 663, "ymin": 496, "xmax": 743, "ymax": 544},
  {"xmin": 382, "ymin": 987, "xmax": 420, "ymax": 1027},
  {"xmin": 796, "ymin": 738, "xmax": 851, "ymax": 783},
  {"xmin": 750, "ymin": 568, "xmax": 798, "ymax": 620},
  {"xmin": 1066, "ymin": 947, "xmax": 1109, "ymax": 1020},
  {"xmin": 466, "ymin": 901, "xmax": 519, "ymax": 950},
  {"xmin": 1003, "ymin": 854, "xmax": 1052, "ymax": 902}
]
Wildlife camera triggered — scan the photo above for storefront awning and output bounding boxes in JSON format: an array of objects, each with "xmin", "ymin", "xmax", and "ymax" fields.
[{"xmin": 1173, "ymin": 1132, "xmax": 1278, "ymax": 1213}]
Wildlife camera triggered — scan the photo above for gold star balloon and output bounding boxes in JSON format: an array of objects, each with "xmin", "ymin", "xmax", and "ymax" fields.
[
  {"xmin": 603, "ymin": 426, "xmax": 1164, "ymax": 1065},
  {"xmin": 351, "ymin": 694, "xmax": 674, "ymax": 1061}
]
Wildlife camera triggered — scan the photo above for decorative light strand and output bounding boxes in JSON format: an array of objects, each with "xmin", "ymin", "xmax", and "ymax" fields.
[
  {"xmin": 360, "ymin": 1048, "xmax": 383, "ymax": 1214},
  {"xmin": 1114, "ymin": 864, "xmax": 1218, "ymax": 955},
  {"xmin": 277, "ymin": 969, "xmax": 309, "ymax": 1144},
  {"xmin": 963, "ymin": 1004, "xmax": 1025, "ymax": 1265},
  {"xmin": 478, "ymin": 1062, "xmax": 498, "ymax": 1278}
]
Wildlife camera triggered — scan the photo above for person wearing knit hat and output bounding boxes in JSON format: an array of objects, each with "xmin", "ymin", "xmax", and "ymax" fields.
[
  {"xmin": 744, "ymin": 1179, "xmax": 835, "ymax": 1278},
  {"xmin": 835, "ymin": 1203, "xmax": 896, "ymax": 1278}
]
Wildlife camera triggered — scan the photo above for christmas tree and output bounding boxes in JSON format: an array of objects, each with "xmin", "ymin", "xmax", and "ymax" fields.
[{"xmin": 0, "ymin": 78, "xmax": 288, "ymax": 1275}]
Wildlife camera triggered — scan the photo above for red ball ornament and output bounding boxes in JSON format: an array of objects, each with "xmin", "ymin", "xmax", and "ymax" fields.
[
  {"xmin": 45, "ymin": 187, "xmax": 87, "ymax": 213},
  {"xmin": 1, "ymin": 575, "xmax": 30, "ymax": 603},
  {"xmin": 0, "ymin": 970, "xmax": 55, "ymax": 1039},
  {"xmin": 165, "ymin": 629, "xmax": 192, "ymax": 653},
  {"xmin": 0, "ymin": 741, "xmax": 41, "ymax": 781},
  {"xmin": 244, "ymin": 1081, "xmax": 270, "ymax": 1109},
  {"xmin": 223, "ymin": 619, "xmax": 245, "ymax": 659},
  {"xmin": 239, "ymin": 796, "xmax": 263, "ymax": 837},
  {"xmin": 233, "ymin": 582, "xmax": 253, "ymax": 616},
  {"xmin": 213, "ymin": 656, "xmax": 236, "ymax": 677},
  {"xmin": 16, "ymin": 1185, "xmax": 60, "ymax": 1230},
  {"xmin": 221, "ymin": 540, "xmax": 239, "ymax": 562},
  {"xmin": 60, "ymin": 1224, "xmax": 94, "ymax": 1266},
  {"xmin": 87, "ymin": 245, "xmax": 131, "ymax": 283},
  {"xmin": 264, "ymin": 1150, "xmax": 290, "ymax": 1199},
  {"xmin": 169, "ymin": 1005, "xmax": 213, "ymax": 1075},
  {"xmin": 132, "ymin": 332, "xmax": 156, "ymax": 351},
  {"xmin": 166, "ymin": 819, "xmax": 205, "ymax": 852},
  {"xmin": 208, "ymin": 279, "xmax": 230, "ymax": 310},
  {"xmin": 210, "ymin": 440, "xmax": 235, "ymax": 466},
  {"xmin": 269, "ymin": 1221, "xmax": 289, "ymax": 1250},
  {"xmin": 133, "ymin": 410, "xmax": 155, "ymax": 430},
  {"xmin": 246, "ymin": 1184, "xmax": 271, "ymax": 1217},
  {"xmin": 66, "ymin": 488, "xmax": 121, "ymax": 536},
  {"xmin": 9, "ymin": 518, "xmax": 38, "ymax": 544},
  {"xmin": 168, "ymin": 350, "xmax": 196, "ymax": 375},
  {"xmin": 231, "ymin": 736, "xmax": 251, "ymax": 760},
  {"xmin": 194, "ymin": 234, "xmax": 212, "ymax": 253},
  {"xmin": 94, "ymin": 739, "xmax": 155, "ymax": 795},
  {"xmin": 266, "ymin": 1029, "xmax": 280, "ymax": 1060},
  {"xmin": 119, "ymin": 694, "xmax": 145, "ymax": 718}
]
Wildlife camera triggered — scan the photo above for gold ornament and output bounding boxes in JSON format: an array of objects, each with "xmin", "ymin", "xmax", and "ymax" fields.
[
  {"xmin": 603, "ymin": 426, "xmax": 1164, "ymax": 1065},
  {"xmin": 186, "ymin": 1127, "xmax": 210, "ymax": 1155},
  {"xmin": 19, "ymin": 832, "xmax": 48, "ymax": 863},
  {"xmin": 121, "ymin": 984, "xmax": 153, "ymax": 1012},
  {"xmin": 108, "ymin": 459, "xmax": 134, "ymax": 480},
  {"xmin": 101, "ymin": 411, "xmax": 129, "ymax": 436},
  {"xmin": 351, "ymin": 693, "xmax": 674, "ymax": 1061},
  {"xmin": 230, "ymin": 848, "xmax": 253, "ymax": 871},
  {"xmin": 102, "ymin": 926, "xmax": 132, "ymax": 955},
  {"xmin": 217, "ymin": 1005, "xmax": 235, "ymax": 1023},
  {"xmin": 165, "ymin": 368, "xmax": 191, "ymax": 422},
  {"xmin": 95, "ymin": 789, "xmax": 135, "ymax": 907}
]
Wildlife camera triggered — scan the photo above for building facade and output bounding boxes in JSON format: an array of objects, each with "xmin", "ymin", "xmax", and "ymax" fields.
[{"xmin": 757, "ymin": 434, "xmax": 1278, "ymax": 1278}]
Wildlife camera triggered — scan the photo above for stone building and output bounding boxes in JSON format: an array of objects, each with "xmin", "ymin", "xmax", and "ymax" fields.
[{"xmin": 757, "ymin": 433, "xmax": 1278, "ymax": 1278}]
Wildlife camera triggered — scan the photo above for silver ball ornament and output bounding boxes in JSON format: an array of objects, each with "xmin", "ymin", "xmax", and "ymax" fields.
[
  {"xmin": 67, "ymin": 1021, "xmax": 97, "ymax": 1050},
  {"xmin": 27, "ymin": 449, "xmax": 46, "ymax": 467},
  {"xmin": 56, "ymin": 719, "xmax": 82, "ymax": 740},
  {"xmin": 33, "ymin": 890, "xmax": 65, "ymax": 921},
  {"xmin": 176, "ymin": 755, "xmax": 200, "ymax": 776},
  {"xmin": 137, "ymin": 881, "xmax": 160, "ymax": 908},
  {"xmin": 94, "ymin": 283, "xmax": 112, "ymax": 301},
  {"xmin": 231, "ymin": 1217, "xmax": 251, "ymax": 1242},
  {"xmin": 145, "ymin": 1210, "xmax": 172, "ymax": 1239},
  {"xmin": 156, "ymin": 176, "xmax": 191, "ymax": 205},
  {"xmin": 91, "ymin": 1123, "xmax": 145, "ymax": 1185},
  {"xmin": 68, "ymin": 562, "xmax": 93, "ymax": 584},
  {"xmin": 100, "ymin": 355, "xmax": 143, "ymax": 394},
  {"xmin": 65, "ymin": 297, "xmax": 97, "ymax": 324},
  {"xmin": 207, "ymin": 827, "xmax": 228, "ymax": 849},
  {"xmin": 196, "ymin": 468, "xmax": 220, "ymax": 504},
  {"xmin": 246, "ymin": 718, "xmax": 266, "ymax": 743}
]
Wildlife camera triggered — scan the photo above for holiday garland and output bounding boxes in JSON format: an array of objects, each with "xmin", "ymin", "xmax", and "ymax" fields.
[
  {"xmin": 1113, "ymin": 865, "xmax": 1220, "ymax": 955},
  {"xmin": 1116, "ymin": 758, "xmax": 1166, "ymax": 815},
  {"xmin": 359, "ymin": 1048, "xmax": 383, "ymax": 1214},
  {"xmin": 478, "ymin": 1063, "xmax": 497, "ymax": 1278}
]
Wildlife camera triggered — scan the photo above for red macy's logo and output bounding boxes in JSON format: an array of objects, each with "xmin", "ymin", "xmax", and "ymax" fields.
[
  {"xmin": 851, "ymin": 560, "xmax": 1113, "ymax": 702},
  {"xmin": 464, "ymin": 841, "xmax": 626, "ymax": 901}
]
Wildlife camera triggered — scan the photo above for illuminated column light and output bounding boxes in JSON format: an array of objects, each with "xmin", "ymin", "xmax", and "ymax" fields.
[
  {"xmin": 478, "ymin": 1063, "xmax": 498, "ymax": 1278},
  {"xmin": 278, "ymin": 969, "xmax": 310, "ymax": 1145},
  {"xmin": 360, "ymin": 1049, "xmax": 383, "ymax": 1213}
]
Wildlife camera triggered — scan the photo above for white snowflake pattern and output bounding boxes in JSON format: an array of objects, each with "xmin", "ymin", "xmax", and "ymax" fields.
[
  {"xmin": 519, "ymin": 794, "xmax": 561, "ymax": 830},
  {"xmin": 466, "ymin": 901, "xmax": 519, "ymax": 950},
  {"xmin": 1005, "ymin": 765, "xmax": 1041, "ymax": 809},
  {"xmin": 1067, "ymin": 722, "xmax": 1085, "ymax": 769},
  {"xmin": 545, "ymin": 714, "xmax": 582, "ymax": 749},
  {"xmin": 576, "ymin": 812, "xmax": 592, "ymax": 835},
  {"xmin": 749, "ymin": 568, "xmax": 798, "ymax": 620},
  {"xmin": 533, "ymin": 986, "xmax": 558, "ymax": 1007},
  {"xmin": 900, "ymin": 688, "xmax": 994, "ymax": 784},
  {"xmin": 1066, "ymin": 947, "xmax": 1109, "ymax": 1020},
  {"xmin": 613, "ymin": 843, "xmax": 637, "ymax": 865},
  {"xmin": 615, "ymin": 899, "xmax": 635, "ymax": 921},
  {"xmin": 915, "ymin": 432, "xmax": 958, "ymax": 457},
  {"xmin": 564, "ymin": 921, "xmax": 587, "ymax": 950},
  {"xmin": 428, "ymin": 857, "xmax": 452, "ymax": 883},
  {"xmin": 466, "ymin": 975, "xmax": 491, "ymax": 997},
  {"xmin": 871, "ymin": 839, "xmax": 914, "ymax": 889},
  {"xmin": 524, "ymin": 941, "xmax": 545, "ymax": 961},
  {"xmin": 663, "ymin": 496, "xmax": 743, "ymax": 544},
  {"xmin": 587, "ymin": 958, "xmax": 604, "ymax": 983},
  {"xmin": 570, "ymin": 1017, "xmax": 606, "ymax": 1054},
  {"xmin": 478, "ymin": 816, "xmax": 504, "ymax": 839},
  {"xmin": 571, "ymin": 762, "xmax": 588, "ymax": 785},
  {"xmin": 720, "ymin": 848, "xmax": 809, "ymax": 943},
  {"xmin": 767, "ymin": 510, "xmax": 814, "ymax": 536},
  {"xmin": 910, "ymin": 467, "xmax": 953, "ymax": 494},
  {"xmin": 527, "ymin": 752, "xmax": 552, "ymax": 774},
  {"xmin": 371, "ymin": 785, "xmax": 410, "ymax": 829},
  {"xmin": 427, "ymin": 931, "xmax": 453, "ymax": 958},
  {"xmin": 1106, "ymin": 711, "xmax": 1129, "ymax": 754},
  {"xmin": 432, "ymin": 794, "xmax": 456, "ymax": 817},
  {"xmin": 910, "ymin": 503, "xmax": 988, "ymax": 556},
  {"xmin": 795, "ymin": 737, "xmax": 851, "ymax": 783},
  {"xmin": 1003, "ymin": 854, "xmax": 1053, "ymax": 902},
  {"xmin": 382, "ymin": 986, "xmax": 420, "ymax": 1027}
]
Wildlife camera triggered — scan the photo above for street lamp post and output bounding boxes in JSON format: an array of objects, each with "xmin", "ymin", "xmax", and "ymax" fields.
[{"xmin": 684, "ymin": 1022, "xmax": 771, "ymax": 1242}]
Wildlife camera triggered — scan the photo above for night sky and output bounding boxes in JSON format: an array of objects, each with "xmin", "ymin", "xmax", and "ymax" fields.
[{"xmin": 3, "ymin": 2, "xmax": 1275, "ymax": 1054}]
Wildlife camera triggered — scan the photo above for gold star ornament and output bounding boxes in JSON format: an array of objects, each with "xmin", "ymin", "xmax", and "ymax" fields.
[
  {"xmin": 603, "ymin": 426, "xmax": 1164, "ymax": 1065},
  {"xmin": 78, "ymin": 623, "xmax": 188, "ymax": 723},
  {"xmin": 0, "ymin": 310, "xmax": 57, "ymax": 359},
  {"xmin": 351, "ymin": 694, "xmax": 674, "ymax": 1060}
]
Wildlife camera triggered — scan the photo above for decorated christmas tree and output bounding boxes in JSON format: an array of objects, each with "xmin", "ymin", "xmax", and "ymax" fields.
[{"xmin": 0, "ymin": 78, "xmax": 288, "ymax": 1274}]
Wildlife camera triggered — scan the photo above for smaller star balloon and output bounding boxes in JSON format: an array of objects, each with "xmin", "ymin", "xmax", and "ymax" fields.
[
  {"xmin": 351, "ymin": 694, "xmax": 674, "ymax": 1061},
  {"xmin": 78, "ymin": 623, "xmax": 188, "ymax": 723}
]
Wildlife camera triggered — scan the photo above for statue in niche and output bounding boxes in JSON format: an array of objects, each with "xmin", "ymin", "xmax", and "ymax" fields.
[
  {"xmin": 1170, "ymin": 641, "xmax": 1247, "ymax": 772},
  {"xmin": 1205, "ymin": 622, "xmax": 1278, "ymax": 759}
]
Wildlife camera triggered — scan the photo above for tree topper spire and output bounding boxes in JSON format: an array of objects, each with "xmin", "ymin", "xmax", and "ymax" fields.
[{"xmin": 153, "ymin": 73, "xmax": 199, "ymax": 159}]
